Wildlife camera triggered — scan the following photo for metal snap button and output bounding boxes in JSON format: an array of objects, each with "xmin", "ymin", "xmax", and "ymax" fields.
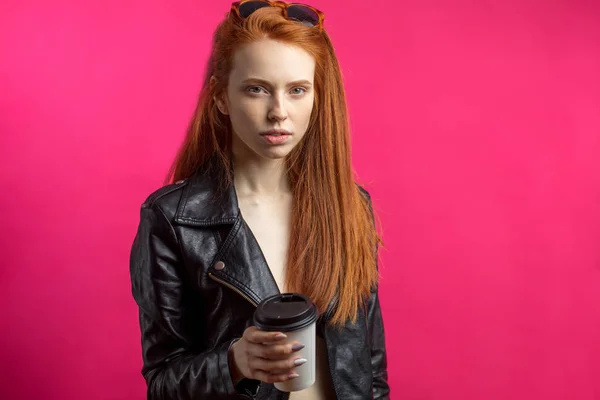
[{"xmin": 214, "ymin": 261, "xmax": 225, "ymax": 271}]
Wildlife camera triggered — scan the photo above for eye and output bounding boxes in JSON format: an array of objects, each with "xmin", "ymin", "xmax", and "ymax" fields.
[
  {"xmin": 291, "ymin": 87, "xmax": 307, "ymax": 95},
  {"xmin": 246, "ymin": 86, "xmax": 267, "ymax": 94}
]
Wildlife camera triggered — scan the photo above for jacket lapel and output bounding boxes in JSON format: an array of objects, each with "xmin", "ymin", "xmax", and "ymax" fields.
[{"xmin": 173, "ymin": 164, "xmax": 280, "ymax": 306}]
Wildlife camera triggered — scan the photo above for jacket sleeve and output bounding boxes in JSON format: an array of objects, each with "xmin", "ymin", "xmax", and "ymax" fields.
[
  {"xmin": 367, "ymin": 286, "xmax": 390, "ymax": 399},
  {"xmin": 129, "ymin": 201, "xmax": 253, "ymax": 400},
  {"xmin": 361, "ymin": 186, "xmax": 391, "ymax": 399}
]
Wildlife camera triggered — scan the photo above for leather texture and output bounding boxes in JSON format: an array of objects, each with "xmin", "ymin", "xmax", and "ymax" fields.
[{"xmin": 130, "ymin": 162, "xmax": 390, "ymax": 399}]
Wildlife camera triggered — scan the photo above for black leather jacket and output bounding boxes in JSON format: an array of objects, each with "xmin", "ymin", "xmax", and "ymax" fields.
[{"xmin": 130, "ymin": 166, "xmax": 390, "ymax": 399}]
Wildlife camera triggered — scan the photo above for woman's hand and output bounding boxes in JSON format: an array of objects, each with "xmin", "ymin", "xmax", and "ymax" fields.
[{"xmin": 229, "ymin": 326, "xmax": 307, "ymax": 384}]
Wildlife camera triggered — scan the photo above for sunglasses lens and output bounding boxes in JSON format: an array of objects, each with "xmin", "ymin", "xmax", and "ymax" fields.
[
  {"xmin": 287, "ymin": 5, "xmax": 320, "ymax": 26},
  {"xmin": 238, "ymin": 1, "xmax": 271, "ymax": 18}
]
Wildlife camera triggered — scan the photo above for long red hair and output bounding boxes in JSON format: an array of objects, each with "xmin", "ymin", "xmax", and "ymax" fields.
[{"xmin": 168, "ymin": 7, "xmax": 381, "ymax": 327}]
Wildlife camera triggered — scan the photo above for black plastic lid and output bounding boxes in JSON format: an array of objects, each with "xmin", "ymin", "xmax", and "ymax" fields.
[{"xmin": 253, "ymin": 293, "xmax": 318, "ymax": 332}]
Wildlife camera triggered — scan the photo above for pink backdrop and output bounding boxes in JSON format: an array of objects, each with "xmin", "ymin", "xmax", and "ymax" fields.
[{"xmin": 1, "ymin": 0, "xmax": 599, "ymax": 399}]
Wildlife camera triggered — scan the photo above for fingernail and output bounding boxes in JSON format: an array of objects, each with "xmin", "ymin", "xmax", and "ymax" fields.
[
  {"xmin": 292, "ymin": 343, "xmax": 305, "ymax": 352},
  {"xmin": 294, "ymin": 358, "xmax": 307, "ymax": 366},
  {"xmin": 274, "ymin": 333, "xmax": 287, "ymax": 340},
  {"xmin": 288, "ymin": 373, "xmax": 299, "ymax": 379}
]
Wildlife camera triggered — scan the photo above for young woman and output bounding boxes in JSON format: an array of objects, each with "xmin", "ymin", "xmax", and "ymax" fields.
[{"xmin": 130, "ymin": 1, "xmax": 389, "ymax": 399}]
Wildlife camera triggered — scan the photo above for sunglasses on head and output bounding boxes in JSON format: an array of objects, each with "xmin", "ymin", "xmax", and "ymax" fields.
[{"xmin": 230, "ymin": 0, "xmax": 325, "ymax": 31}]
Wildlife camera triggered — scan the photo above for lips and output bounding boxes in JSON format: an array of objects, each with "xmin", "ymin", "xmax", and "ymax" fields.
[
  {"xmin": 261, "ymin": 130, "xmax": 292, "ymax": 145},
  {"xmin": 260, "ymin": 129, "xmax": 292, "ymax": 136}
]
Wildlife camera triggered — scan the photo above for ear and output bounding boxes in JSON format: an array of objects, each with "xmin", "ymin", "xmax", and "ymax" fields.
[{"xmin": 210, "ymin": 76, "xmax": 229, "ymax": 115}]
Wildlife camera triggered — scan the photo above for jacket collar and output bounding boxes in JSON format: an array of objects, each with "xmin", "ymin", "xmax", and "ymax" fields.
[
  {"xmin": 172, "ymin": 159, "xmax": 283, "ymax": 306},
  {"xmin": 171, "ymin": 156, "xmax": 338, "ymax": 318},
  {"xmin": 174, "ymin": 160, "xmax": 239, "ymax": 226}
]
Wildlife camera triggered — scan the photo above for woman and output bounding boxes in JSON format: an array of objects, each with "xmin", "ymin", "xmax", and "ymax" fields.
[{"xmin": 130, "ymin": 1, "xmax": 389, "ymax": 399}]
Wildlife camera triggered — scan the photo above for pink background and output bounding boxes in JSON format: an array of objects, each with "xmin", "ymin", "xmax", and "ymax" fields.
[{"xmin": 1, "ymin": 0, "xmax": 599, "ymax": 399}]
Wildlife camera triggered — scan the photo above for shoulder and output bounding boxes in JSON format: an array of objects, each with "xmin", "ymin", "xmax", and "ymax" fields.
[
  {"xmin": 138, "ymin": 163, "xmax": 227, "ymax": 225},
  {"xmin": 357, "ymin": 184, "xmax": 373, "ymax": 209},
  {"xmin": 356, "ymin": 184, "xmax": 375, "ymax": 218},
  {"xmin": 140, "ymin": 179, "xmax": 189, "ymax": 220},
  {"xmin": 357, "ymin": 184, "xmax": 371, "ymax": 200}
]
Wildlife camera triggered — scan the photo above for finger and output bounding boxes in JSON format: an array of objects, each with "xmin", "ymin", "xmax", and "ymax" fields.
[
  {"xmin": 253, "ymin": 369, "xmax": 299, "ymax": 384},
  {"xmin": 252, "ymin": 342, "xmax": 304, "ymax": 360},
  {"xmin": 260, "ymin": 340, "xmax": 283, "ymax": 345},
  {"xmin": 248, "ymin": 342, "xmax": 290, "ymax": 360},
  {"xmin": 250, "ymin": 356, "xmax": 305, "ymax": 374},
  {"xmin": 245, "ymin": 327, "xmax": 287, "ymax": 344}
]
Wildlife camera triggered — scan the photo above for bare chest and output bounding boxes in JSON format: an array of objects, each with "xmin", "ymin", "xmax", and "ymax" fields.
[{"xmin": 238, "ymin": 196, "xmax": 292, "ymax": 292}]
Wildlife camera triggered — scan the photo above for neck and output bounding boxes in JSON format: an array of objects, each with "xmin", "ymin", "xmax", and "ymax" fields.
[{"xmin": 232, "ymin": 155, "xmax": 290, "ymax": 197}]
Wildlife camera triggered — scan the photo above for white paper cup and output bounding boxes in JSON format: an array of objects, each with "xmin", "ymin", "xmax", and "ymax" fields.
[{"xmin": 253, "ymin": 293, "xmax": 318, "ymax": 392}]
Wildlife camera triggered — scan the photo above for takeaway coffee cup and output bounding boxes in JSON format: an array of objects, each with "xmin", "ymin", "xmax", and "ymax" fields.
[{"xmin": 253, "ymin": 293, "xmax": 318, "ymax": 392}]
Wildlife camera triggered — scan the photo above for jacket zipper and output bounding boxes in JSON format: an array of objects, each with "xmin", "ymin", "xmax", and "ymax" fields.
[
  {"xmin": 320, "ymin": 293, "xmax": 340, "ymax": 400},
  {"xmin": 323, "ymin": 293, "xmax": 338, "ymax": 322},
  {"xmin": 323, "ymin": 329, "xmax": 341, "ymax": 399},
  {"xmin": 208, "ymin": 272, "xmax": 258, "ymax": 307},
  {"xmin": 208, "ymin": 272, "xmax": 259, "ymax": 399}
]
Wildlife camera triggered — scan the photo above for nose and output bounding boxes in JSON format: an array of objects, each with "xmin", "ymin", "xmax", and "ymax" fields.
[{"xmin": 267, "ymin": 94, "xmax": 288, "ymax": 122}]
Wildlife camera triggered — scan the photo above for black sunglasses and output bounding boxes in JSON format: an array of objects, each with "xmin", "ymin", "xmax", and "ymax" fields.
[{"xmin": 231, "ymin": 0, "xmax": 325, "ymax": 31}]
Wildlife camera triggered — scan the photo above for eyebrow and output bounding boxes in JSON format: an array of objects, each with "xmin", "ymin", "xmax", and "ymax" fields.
[{"xmin": 241, "ymin": 78, "xmax": 313, "ymax": 87}]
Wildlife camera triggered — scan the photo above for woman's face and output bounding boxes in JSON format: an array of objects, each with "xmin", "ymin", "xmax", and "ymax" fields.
[{"xmin": 217, "ymin": 38, "xmax": 316, "ymax": 161}]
